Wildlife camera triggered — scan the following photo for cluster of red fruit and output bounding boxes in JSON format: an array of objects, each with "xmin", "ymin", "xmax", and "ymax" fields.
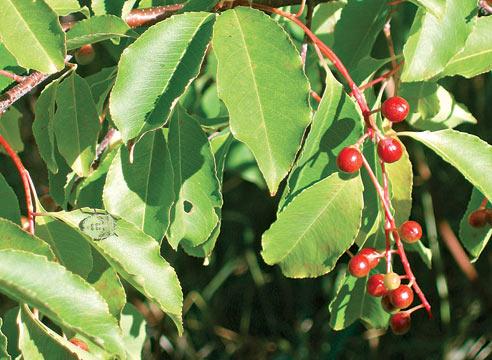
[
  {"xmin": 468, "ymin": 208, "xmax": 492, "ymax": 228},
  {"xmin": 348, "ymin": 220, "xmax": 423, "ymax": 335},
  {"xmin": 336, "ymin": 96, "xmax": 409, "ymax": 173}
]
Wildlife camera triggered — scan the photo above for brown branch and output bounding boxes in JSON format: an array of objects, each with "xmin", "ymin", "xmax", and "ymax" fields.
[
  {"xmin": 438, "ymin": 220, "xmax": 478, "ymax": 282},
  {"xmin": 1, "ymin": 1, "xmax": 329, "ymax": 115},
  {"xmin": 124, "ymin": 5, "xmax": 184, "ymax": 28},
  {"xmin": 0, "ymin": 71, "xmax": 48, "ymax": 115}
]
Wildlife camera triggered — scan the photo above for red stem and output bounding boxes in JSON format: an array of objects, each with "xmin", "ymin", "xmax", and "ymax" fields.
[
  {"xmin": 0, "ymin": 134, "xmax": 34, "ymax": 234},
  {"xmin": 0, "ymin": 70, "xmax": 25, "ymax": 83},
  {"xmin": 479, "ymin": 197, "xmax": 488, "ymax": 209},
  {"xmin": 251, "ymin": 3, "xmax": 373, "ymax": 124},
  {"xmin": 361, "ymin": 152, "xmax": 431, "ymax": 316},
  {"xmin": 358, "ymin": 63, "xmax": 402, "ymax": 91}
]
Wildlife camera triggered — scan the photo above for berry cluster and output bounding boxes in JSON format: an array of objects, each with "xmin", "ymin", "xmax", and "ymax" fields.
[
  {"xmin": 348, "ymin": 220, "xmax": 423, "ymax": 335},
  {"xmin": 336, "ymin": 96, "xmax": 430, "ymax": 335},
  {"xmin": 336, "ymin": 96, "xmax": 408, "ymax": 174}
]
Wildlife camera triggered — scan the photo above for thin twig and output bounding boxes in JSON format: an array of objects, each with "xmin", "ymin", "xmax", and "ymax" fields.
[
  {"xmin": 0, "ymin": 135, "xmax": 35, "ymax": 234},
  {"xmin": 438, "ymin": 220, "xmax": 478, "ymax": 282},
  {"xmin": 0, "ymin": 69, "xmax": 26, "ymax": 83}
]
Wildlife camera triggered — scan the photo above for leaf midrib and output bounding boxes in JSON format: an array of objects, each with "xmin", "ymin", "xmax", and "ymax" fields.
[
  {"xmin": 6, "ymin": 0, "xmax": 57, "ymax": 72},
  {"xmin": 233, "ymin": 11, "xmax": 276, "ymax": 180},
  {"xmin": 275, "ymin": 179, "xmax": 349, "ymax": 263}
]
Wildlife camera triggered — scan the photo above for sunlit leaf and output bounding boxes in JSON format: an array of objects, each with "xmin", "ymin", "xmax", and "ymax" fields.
[
  {"xmin": 262, "ymin": 174, "xmax": 363, "ymax": 278},
  {"xmin": 0, "ymin": 250, "xmax": 125, "ymax": 356},
  {"xmin": 401, "ymin": 0, "xmax": 476, "ymax": 81},
  {"xmin": 53, "ymin": 73, "xmax": 100, "ymax": 177},
  {"xmin": 167, "ymin": 107, "xmax": 221, "ymax": 249},
  {"xmin": 110, "ymin": 12, "xmax": 215, "ymax": 142},
  {"xmin": 0, "ymin": 0, "xmax": 65, "ymax": 73},
  {"xmin": 213, "ymin": 7, "xmax": 311, "ymax": 194},
  {"xmin": 400, "ymin": 130, "xmax": 492, "ymax": 201}
]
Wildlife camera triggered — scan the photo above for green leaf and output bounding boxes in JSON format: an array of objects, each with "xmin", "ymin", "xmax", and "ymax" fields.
[
  {"xmin": 332, "ymin": 0, "xmax": 388, "ymax": 70},
  {"xmin": 86, "ymin": 249, "xmax": 126, "ymax": 319},
  {"xmin": 355, "ymin": 144, "xmax": 382, "ymax": 247},
  {"xmin": 280, "ymin": 71, "xmax": 364, "ymax": 210},
  {"xmin": 110, "ymin": 12, "xmax": 216, "ymax": 142},
  {"xmin": 104, "ymin": 130, "xmax": 174, "ymax": 242},
  {"xmin": 0, "ymin": 319, "xmax": 10, "ymax": 360},
  {"xmin": 178, "ymin": 0, "xmax": 218, "ymax": 13},
  {"xmin": 401, "ymin": 0, "xmax": 477, "ymax": 82},
  {"xmin": 66, "ymin": 15, "xmax": 134, "ymax": 50},
  {"xmin": 459, "ymin": 188, "xmax": 491, "ymax": 261},
  {"xmin": 387, "ymin": 143, "xmax": 413, "ymax": 226},
  {"xmin": 49, "ymin": 210, "xmax": 184, "ymax": 334},
  {"xmin": 181, "ymin": 131, "xmax": 233, "ymax": 257},
  {"xmin": 120, "ymin": 304, "xmax": 147, "ymax": 359},
  {"xmin": 409, "ymin": 0, "xmax": 446, "ymax": 18},
  {"xmin": 386, "ymin": 144, "xmax": 433, "ymax": 267},
  {"xmin": 35, "ymin": 212, "xmax": 93, "ymax": 279},
  {"xmin": 18, "ymin": 305, "xmax": 99, "ymax": 360},
  {"xmin": 86, "ymin": 67, "xmax": 117, "ymax": 114},
  {"xmin": 312, "ymin": 1, "xmax": 345, "ymax": 36},
  {"xmin": 54, "ymin": 73, "xmax": 101, "ymax": 177},
  {"xmin": 329, "ymin": 232, "xmax": 389, "ymax": 330},
  {"xmin": 0, "ymin": 174, "xmax": 20, "ymax": 225},
  {"xmin": 225, "ymin": 141, "xmax": 266, "ymax": 190},
  {"xmin": 0, "ymin": 44, "xmax": 22, "ymax": 92},
  {"xmin": 400, "ymin": 83, "xmax": 476, "ymax": 130},
  {"xmin": 400, "ymin": 130, "xmax": 492, "ymax": 201},
  {"xmin": 262, "ymin": 173, "xmax": 363, "ymax": 278},
  {"xmin": 213, "ymin": 7, "xmax": 311, "ymax": 194},
  {"xmin": 33, "ymin": 80, "xmax": 59, "ymax": 173},
  {"xmin": 0, "ymin": 0, "xmax": 65, "ymax": 73},
  {"xmin": 167, "ymin": 107, "xmax": 222, "ymax": 249},
  {"xmin": 0, "ymin": 250, "xmax": 125, "ymax": 356},
  {"xmin": 440, "ymin": 16, "xmax": 492, "ymax": 79},
  {"xmin": 0, "ymin": 218, "xmax": 55, "ymax": 260},
  {"xmin": 1, "ymin": 308, "xmax": 19, "ymax": 359},
  {"xmin": 48, "ymin": 151, "xmax": 72, "ymax": 208},
  {"xmin": 0, "ymin": 107, "xmax": 24, "ymax": 154},
  {"xmin": 91, "ymin": 0, "xmax": 125, "ymax": 16},
  {"xmin": 75, "ymin": 147, "xmax": 119, "ymax": 209},
  {"xmin": 351, "ymin": 56, "xmax": 394, "ymax": 86},
  {"xmin": 45, "ymin": 0, "xmax": 82, "ymax": 16}
]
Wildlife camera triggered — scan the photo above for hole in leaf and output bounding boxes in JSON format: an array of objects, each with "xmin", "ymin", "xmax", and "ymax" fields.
[{"xmin": 184, "ymin": 201, "xmax": 193, "ymax": 213}]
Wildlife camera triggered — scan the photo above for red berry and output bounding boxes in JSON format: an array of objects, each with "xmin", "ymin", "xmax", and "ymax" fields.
[
  {"xmin": 337, "ymin": 147, "xmax": 363, "ymax": 173},
  {"xmin": 390, "ymin": 285, "xmax": 414, "ymax": 309},
  {"xmin": 468, "ymin": 209, "xmax": 489, "ymax": 228},
  {"xmin": 381, "ymin": 96, "xmax": 410, "ymax": 123},
  {"xmin": 348, "ymin": 254, "xmax": 370, "ymax": 278},
  {"xmin": 399, "ymin": 221, "xmax": 423, "ymax": 243},
  {"xmin": 381, "ymin": 295, "xmax": 399, "ymax": 313},
  {"xmin": 69, "ymin": 338, "xmax": 89, "ymax": 351},
  {"xmin": 358, "ymin": 247, "xmax": 380, "ymax": 269},
  {"xmin": 390, "ymin": 312, "xmax": 411, "ymax": 335},
  {"xmin": 75, "ymin": 44, "xmax": 95, "ymax": 65},
  {"xmin": 377, "ymin": 137, "xmax": 403, "ymax": 163},
  {"xmin": 367, "ymin": 274, "xmax": 387, "ymax": 297},
  {"xmin": 383, "ymin": 272, "xmax": 401, "ymax": 291}
]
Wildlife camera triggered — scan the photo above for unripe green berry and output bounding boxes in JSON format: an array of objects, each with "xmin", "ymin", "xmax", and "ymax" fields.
[{"xmin": 383, "ymin": 272, "xmax": 401, "ymax": 291}]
